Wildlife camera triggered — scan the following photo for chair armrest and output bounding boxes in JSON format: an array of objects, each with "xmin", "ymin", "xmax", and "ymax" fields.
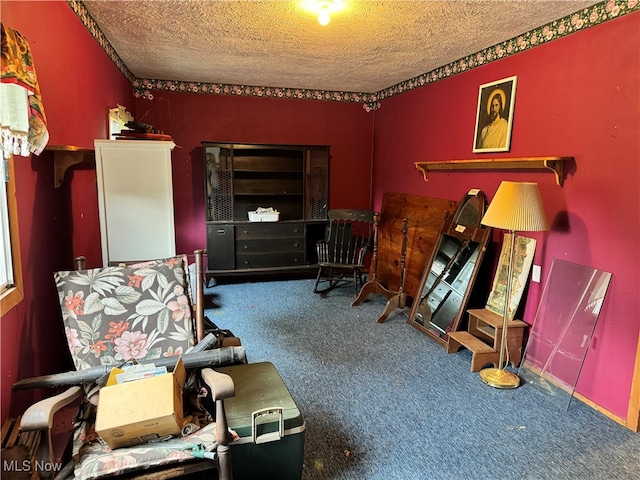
[
  {"xmin": 20, "ymin": 386, "xmax": 82, "ymax": 431},
  {"xmin": 200, "ymin": 368, "xmax": 234, "ymax": 400},
  {"xmin": 200, "ymin": 368, "xmax": 235, "ymax": 469}
]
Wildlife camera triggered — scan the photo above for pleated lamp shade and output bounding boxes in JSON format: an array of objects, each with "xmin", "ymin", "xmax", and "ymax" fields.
[{"xmin": 481, "ymin": 181, "xmax": 549, "ymax": 232}]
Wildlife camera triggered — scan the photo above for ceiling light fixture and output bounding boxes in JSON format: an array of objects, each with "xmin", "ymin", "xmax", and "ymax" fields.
[
  {"xmin": 302, "ymin": 0, "xmax": 345, "ymax": 26},
  {"xmin": 318, "ymin": 4, "xmax": 331, "ymax": 26}
]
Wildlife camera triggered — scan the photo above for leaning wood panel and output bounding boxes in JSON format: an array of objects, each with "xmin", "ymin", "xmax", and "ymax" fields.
[{"xmin": 376, "ymin": 192, "xmax": 455, "ymax": 300}]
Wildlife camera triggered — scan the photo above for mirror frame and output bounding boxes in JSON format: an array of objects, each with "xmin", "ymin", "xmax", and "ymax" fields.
[{"xmin": 408, "ymin": 190, "xmax": 492, "ymax": 347}]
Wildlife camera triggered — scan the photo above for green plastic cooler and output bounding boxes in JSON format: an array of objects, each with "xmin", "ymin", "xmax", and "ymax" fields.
[{"xmin": 216, "ymin": 362, "xmax": 305, "ymax": 480}]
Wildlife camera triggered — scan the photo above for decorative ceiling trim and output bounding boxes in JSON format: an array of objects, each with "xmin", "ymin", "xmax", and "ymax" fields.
[
  {"xmin": 68, "ymin": 0, "xmax": 638, "ymax": 112},
  {"xmin": 131, "ymin": 77, "xmax": 381, "ymax": 111},
  {"xmin": 376, "ymin": 0, "xmax": 638, "ymax": 105}
]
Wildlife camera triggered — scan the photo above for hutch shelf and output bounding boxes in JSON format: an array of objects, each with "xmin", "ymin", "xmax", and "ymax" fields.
[{"xmin": 203, "ymin": 142, "xmax": 329, "ymax": 276}]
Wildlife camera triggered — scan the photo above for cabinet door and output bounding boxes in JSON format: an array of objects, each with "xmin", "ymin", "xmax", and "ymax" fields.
[
  {"xmin": 207, "ymin": 224, "xmax": 235, "ymax": 270},
  {"xmin": 204, "ymin": 144, "xmax": 234, "ymax": 222},
  {"xmin": 94, "ymin": 140, "xmax": 176, "ymax": 265},
  {"xmin": 305, "ymin": 147, "xmax": 329, "ymax": 221}
]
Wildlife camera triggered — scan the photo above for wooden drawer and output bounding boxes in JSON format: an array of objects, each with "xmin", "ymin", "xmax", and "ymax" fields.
[
  {"xmin": 236, "ymin": 252, "xmax": 305, "ymax": 269},
  {"xmin": 237, "ymin": 238, "xmax": 304, "ymax": 254},
  {"xmin": 206, "ymin": 219, "xmax": 328, "ymax": 274},
  {"xmin": 235, "ymin": 223, "xmax": 305, "ymax": 240}
]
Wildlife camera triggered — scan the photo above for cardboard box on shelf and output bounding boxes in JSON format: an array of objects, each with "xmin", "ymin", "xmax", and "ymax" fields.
[{"xmin": 95, "ymin": 357, "xmax": 186, "ymax": 449}]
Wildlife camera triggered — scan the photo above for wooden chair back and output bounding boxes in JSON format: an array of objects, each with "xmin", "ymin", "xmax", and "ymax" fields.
[{"xmin": 314, "ymin": 209, "xmax": 376, "ymax": 294}]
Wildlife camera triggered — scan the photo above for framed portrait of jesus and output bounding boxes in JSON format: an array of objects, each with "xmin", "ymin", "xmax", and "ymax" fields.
[{"xmin": 473, "ymin": 76, "xmax": 517, "ymax": 153}]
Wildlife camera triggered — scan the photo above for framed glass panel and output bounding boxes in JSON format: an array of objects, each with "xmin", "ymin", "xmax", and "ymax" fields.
[{"xmin": 519, "ymin": 258, "xmax": 612, "ymax": 410}]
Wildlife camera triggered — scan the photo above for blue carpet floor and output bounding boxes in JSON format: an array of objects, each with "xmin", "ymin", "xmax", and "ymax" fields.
[{"xmin": 205, "ymin": 278, "xmax": 640, "ymax": 480}]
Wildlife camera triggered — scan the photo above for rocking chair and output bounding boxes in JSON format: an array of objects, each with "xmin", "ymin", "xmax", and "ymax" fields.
[
  {"xmin": 13, "ymin": 250, "xmax": 245, "ymax": 480},
  {"xmin": 313, "ymin": 209, "xmax": 376, "ymax": 295}
]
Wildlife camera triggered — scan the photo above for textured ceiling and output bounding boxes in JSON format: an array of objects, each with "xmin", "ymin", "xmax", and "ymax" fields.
[{"xmin": 83, "ymin": 0, "xmax": 600, "ymax": 94}]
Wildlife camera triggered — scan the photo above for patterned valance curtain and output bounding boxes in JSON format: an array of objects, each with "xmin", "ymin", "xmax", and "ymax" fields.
[{"xmin": 0, "ymin": 22, "xmax": 49, "ymax": 160}]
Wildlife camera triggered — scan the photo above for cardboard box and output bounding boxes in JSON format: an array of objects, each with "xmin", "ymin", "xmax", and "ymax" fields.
[{"xmin": 95, "ymin": 357, "xmax": 185, "ymax": 449}]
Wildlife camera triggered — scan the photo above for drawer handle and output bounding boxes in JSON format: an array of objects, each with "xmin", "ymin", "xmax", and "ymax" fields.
[
  {"xmin": 216, "ymin": 229, "xmax": 226, "ymax": 235},
  {"xmin": 243, "ymin": 245, "xmax": 249, "ymax": 250},
  {"xmin": 293, "ymin": 243, "xmax": 299, "ymax": 248}
]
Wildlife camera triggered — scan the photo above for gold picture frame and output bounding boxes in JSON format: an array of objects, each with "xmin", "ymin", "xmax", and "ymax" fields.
[{"xmin": 473, "ymin": 76, "xmax": 517, "ymax": 153}]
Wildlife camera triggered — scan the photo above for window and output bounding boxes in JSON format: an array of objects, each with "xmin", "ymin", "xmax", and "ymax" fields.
[
  {"xmin": 0, "ymin": 156, "xmax": 24, "ymax": 313},
  {"xmin": 0, "ymin": 160, "xmax": 13, "ymax": 286}
]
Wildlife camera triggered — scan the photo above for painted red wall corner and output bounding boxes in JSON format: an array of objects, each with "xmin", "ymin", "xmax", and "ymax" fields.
[{"xmin": 371, "ymin": 12, "xmax": 640, "ymax": 419}]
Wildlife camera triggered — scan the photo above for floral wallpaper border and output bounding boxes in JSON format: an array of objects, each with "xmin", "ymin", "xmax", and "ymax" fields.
[{"xmin": 68, "ymin": 0, "xmax": 638, "ymax": 112}]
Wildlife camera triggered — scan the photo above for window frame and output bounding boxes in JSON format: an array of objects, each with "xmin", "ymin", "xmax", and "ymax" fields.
[{"xmin": 0, "ymin": 155, "xmax": 24, "ymax": 314}]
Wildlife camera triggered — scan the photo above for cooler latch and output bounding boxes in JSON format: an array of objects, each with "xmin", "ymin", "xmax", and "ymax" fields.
[{"xmin": 251, "ymin": 407, "xmax": 284, "ymax": 444}]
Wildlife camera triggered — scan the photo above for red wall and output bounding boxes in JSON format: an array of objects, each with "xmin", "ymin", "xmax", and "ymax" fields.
[
  {"xmin": 133, "ymin": 92, "xmax": 374, "ymax": 256},
  {"xmin": 372, "ymin": 12, "xmax": 640, "ymax": 419},
  {"xmin": 0, "ymin": 1, "xmax": 134, "ymax": 420},
  {"xmin": 1, "ymin": 0, "xmax": 638, "ymax": 425}
]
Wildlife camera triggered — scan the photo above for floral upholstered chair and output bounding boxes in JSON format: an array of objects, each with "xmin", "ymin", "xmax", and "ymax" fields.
[
  {"xmin": 18, "ymin": 251, "xmax": 242, "ymax": 480},
  {"xmin": 59, "ymin": 255, "xmax": 195, "ymax": 371}
]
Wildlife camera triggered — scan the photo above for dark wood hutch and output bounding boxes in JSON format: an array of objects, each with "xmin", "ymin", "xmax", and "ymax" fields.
[{"xmin": 203, "ymin": 142, "xmax": 330, "ymax": 276}]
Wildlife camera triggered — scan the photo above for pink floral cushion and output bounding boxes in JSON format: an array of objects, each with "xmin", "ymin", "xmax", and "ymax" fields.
[
  {"xmin": 54, "ymin": 256, "xmax": 195, "ymax": 371},
  {"xmin": 72, "ymin": 417, "xmax": 220, "ymax": 480}
]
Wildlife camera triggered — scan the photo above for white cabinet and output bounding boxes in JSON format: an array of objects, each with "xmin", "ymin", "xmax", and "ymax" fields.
[{"xmin": 94, "ymin": 140, "xmax": 176, "ymax": 266}]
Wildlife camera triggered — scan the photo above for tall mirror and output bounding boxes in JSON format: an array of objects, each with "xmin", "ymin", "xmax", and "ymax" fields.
[{"xmin": 409, "ymin": 189, "xmax": 491, "ymax": 347}]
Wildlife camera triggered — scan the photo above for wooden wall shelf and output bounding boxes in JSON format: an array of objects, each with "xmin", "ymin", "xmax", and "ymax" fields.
[
  {"xmin": 46, "ymin": 145, "xmax": 94, "ymax": 188},
  {"xmin": 414, "ymin": 157, "xmax": 573, "ymax": 187}
]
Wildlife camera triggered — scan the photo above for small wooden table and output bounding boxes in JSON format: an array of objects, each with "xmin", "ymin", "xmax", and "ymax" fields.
[{"xmin": 447, "ymin": 308, "xmax": 528, "ymax": 372}]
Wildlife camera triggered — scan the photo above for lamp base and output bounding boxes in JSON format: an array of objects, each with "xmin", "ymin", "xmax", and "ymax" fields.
[{"xmin": 479, "ymin": 367, "xmax": 520, "ymax": 389}]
